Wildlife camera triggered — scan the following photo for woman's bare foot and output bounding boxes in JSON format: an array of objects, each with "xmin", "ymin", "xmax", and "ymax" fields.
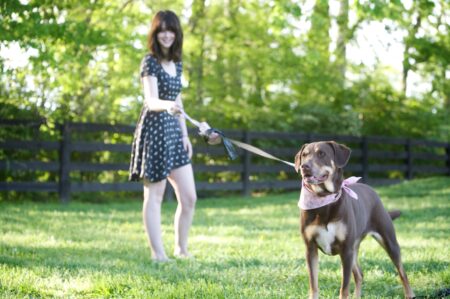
[
  {"xmin": 174, "ymin": 248, "xmax": 193, "ymax": 259},
  {"xmin": 151, "ymin": 252, "xmax": 171, "ymax": 262},
  {"xmin": 152, "ymin": 256, "xmax": 171, "ymax": 262},
  {"xmin": 174, "ymin": 252, "xmax": 193, "ymax": 259}
]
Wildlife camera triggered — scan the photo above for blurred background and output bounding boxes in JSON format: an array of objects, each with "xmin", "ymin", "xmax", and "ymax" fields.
[
  {"xmin": 1, "ymin": 0, "xmax": 449, "ymax": 201},
  {"xmin": 1, "ymin": 0, "xmax": 448, "ymax": 138}
]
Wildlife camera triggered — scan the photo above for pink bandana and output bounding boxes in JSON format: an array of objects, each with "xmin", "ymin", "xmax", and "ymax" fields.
[{"xmin": 298, "ymin": 176, "xmax": 361, "ymax": 210}]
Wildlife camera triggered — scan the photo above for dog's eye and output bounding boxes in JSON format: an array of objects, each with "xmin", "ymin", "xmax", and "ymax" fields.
[
  {"xmin": 317, "ymin": 151, "xmax": 325, "ymax": 157},
  {"xmin": 302, "ymin": 152, "xmax": 308, "ymax": 157}
]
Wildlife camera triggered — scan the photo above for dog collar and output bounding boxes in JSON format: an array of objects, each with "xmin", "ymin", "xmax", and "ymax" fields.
[{"xmin": 298, "ymin": 177, "xmax": 361, "ymax": 210}]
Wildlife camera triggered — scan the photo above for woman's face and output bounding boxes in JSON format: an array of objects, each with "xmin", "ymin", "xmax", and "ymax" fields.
[{"xmin": 157, "ymin": 24, "xmax": 175, "ymax": 50}]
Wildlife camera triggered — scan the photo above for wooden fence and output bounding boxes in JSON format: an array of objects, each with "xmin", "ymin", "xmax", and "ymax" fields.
[{"xmin": 0, "ymin": 120, "xmax": 449, "ymax": 202}]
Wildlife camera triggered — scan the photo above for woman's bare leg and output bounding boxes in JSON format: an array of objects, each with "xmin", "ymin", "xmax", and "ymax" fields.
[
  {"xmin": 168, "ymin": 164, "xmax": 197, "ymax": 257},
  {"xmin": 143, "ymin": 178, "xmax": 169, "ymax": 261}
]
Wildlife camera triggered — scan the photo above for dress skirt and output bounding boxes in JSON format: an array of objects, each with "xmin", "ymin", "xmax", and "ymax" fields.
[{"xmin": 129, "ymin": 106, "xmax": 190, "ymax": 182}]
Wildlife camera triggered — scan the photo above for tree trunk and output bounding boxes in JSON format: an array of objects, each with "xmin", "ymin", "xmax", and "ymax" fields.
[
  {"xmin": 336, "ymin": 0, "xmax": 349, "ymax": 87},
  {"xmin": 188, "ymin": 0, "xmax": 206, "ymax": 105},
  {"xmin": 227, "ymin": 0, "xmax": 243, "ymax": 100},
  {"xmin": 402, "ymin": 7, "xmax": 421, "ymax": 96}
]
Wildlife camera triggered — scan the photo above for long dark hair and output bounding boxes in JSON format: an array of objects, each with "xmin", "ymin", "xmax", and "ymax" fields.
[{"xmin": 147, "ymin": 10, "xmax": 183, "ymax": 62}]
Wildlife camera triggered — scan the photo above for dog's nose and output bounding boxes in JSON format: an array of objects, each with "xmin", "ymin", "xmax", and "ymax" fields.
[{"xmin": 301, "ymin": 164, "xmax": 310, "ymax": 170}]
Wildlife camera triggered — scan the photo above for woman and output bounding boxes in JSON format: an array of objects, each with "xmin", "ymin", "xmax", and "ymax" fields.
[{"xmin": 129, "ymin": 10, "xmax": 203, "ymax": 261}]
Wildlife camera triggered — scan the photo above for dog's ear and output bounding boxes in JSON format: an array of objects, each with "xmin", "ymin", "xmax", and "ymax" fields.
[
  {"xmin": 327, "ymin": 141, "xmax": 351, "ymax": 168},
  {"xmin": 294, "ymin": 143, "xmax": 308, "ymax": 173}
]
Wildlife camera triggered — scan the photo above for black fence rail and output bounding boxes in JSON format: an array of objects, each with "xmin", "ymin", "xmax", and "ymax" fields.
[{"xmin": 0, "ymin": 120, "xmax": 449, "ymax": 202}]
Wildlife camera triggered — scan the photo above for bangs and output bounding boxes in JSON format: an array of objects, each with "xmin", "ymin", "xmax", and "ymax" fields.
[
  {"xmin": 154, "ymin": 13, "xmax": 179, "ymax": 33},
  {"xmin": 158, "ymin": 20, "xmax": 178, "ymax": 33}
]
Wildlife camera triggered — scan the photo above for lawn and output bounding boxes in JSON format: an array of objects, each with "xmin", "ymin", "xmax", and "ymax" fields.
[{"xmin": 1, "ymin": 177, "xmax": 449, "ymax": 298}]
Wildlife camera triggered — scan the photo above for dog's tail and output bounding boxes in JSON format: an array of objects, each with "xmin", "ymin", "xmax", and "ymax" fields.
[{"xmin": 389, "ymin": 210, "xmax": 402, "ymax": 220}]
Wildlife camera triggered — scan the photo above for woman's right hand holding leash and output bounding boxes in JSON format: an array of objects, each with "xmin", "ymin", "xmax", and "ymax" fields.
[
  {"xmin": 168, "ymin": 103, "xmax": 183, "ymax": 116},
  {"xmin": 198, "ymin": 122, "xmax": 222, "ymax": 145}
]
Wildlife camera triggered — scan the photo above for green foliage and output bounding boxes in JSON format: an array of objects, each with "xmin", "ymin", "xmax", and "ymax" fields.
[
  {"xmin": 353, "ymin": 0, "xmax": 449, "ymax": 140},
  {"xmin": 0, "ymin": 177, "xmax": 449, "ymax": 297},
  {"xmin": 1, "ymin": 0, "xmax": 147, "ymax": 124},
  {"xmin": 0, "ymin": 1, "xmax": 449, "ymax": 137}
]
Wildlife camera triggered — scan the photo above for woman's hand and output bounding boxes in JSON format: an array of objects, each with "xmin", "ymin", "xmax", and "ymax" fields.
[
  {"xmin": 182, "ymin": 135, "xmax": 193, "ymax": 159},
  {"xmin": 168, "ymin": 103, "xmax": 183, "ymax": 116},
  {"xmin": 199, "ymin": 122, "xmax": 222, "ymax": 145}
]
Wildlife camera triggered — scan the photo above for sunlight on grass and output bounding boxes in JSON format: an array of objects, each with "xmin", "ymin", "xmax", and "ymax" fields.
[{"xmin": 0, "ymin": 177, "xmax": 449, "ymax": 298}]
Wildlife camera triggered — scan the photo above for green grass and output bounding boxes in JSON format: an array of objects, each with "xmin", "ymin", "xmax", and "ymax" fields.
[{"xmin": 1, "ymin": 177, "xmax": 449, "ymax": 298}]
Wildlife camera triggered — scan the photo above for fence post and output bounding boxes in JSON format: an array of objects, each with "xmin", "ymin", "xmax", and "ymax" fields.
[
  {"xmin": 405, "ymin": 138, "xmax": 413, "ymax": 180},
  {"xmin": 361, "ymin": 137, "xmax": 369, "ymax": 183},
  {"xmin": 242, "ymin": 131, "xmax": 251, "ymax": 197},
  {"xmin": 59, "ymin": 122, "xmax": 71, "ymax": 203}
]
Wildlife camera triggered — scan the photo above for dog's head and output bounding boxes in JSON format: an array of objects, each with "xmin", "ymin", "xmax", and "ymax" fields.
[{"xmin": 295, "ymin": 141, "xmax": 351, "ymax": 195}]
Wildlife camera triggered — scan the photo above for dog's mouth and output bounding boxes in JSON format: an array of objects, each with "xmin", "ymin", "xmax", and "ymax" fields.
[{"xmin": 302, "ymin": 173, "xmax": 329, "ymax": 185}]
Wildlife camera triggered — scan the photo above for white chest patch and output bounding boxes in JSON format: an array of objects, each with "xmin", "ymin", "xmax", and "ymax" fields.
[{"xmin": 304, "ymin": 221, "xmax": 347, "ymax": 255}]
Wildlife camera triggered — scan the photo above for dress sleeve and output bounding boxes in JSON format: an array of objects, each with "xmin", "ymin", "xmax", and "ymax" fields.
[{"xmin": 140, "ymin": 55, "xmax": 159, "ymax": 78}]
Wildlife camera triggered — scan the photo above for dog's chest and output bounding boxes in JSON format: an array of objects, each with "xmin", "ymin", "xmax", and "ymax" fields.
[{"xmin": 304, "ymin": 221, "xmax": 347, "ymax": 255}]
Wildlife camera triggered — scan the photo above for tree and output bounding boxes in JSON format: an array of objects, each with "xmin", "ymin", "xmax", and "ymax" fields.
[{"xmin": 0, "ymin": 0, "xmax": 448, "ymax": 141}]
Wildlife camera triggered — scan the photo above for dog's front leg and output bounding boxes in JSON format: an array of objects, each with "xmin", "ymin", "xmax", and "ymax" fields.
[
  {"xmin": 306, "ymin": 243, "xmax": 319, "ymax": 299},
  {"xmin": 339, "ymin": 248, "xmax": 354, "ymax": 299}
]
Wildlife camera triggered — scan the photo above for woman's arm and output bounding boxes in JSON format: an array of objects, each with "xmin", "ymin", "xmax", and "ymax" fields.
[
  {"xmin": 142, "ymin": 76, "xmax": 179, "ymax": 112},
  {"xmin": 175, "ymin": 94, "xmax": 188, "ymax": 137},
  {"xmin": 175, "ymin": 94, "xmax": 193, "ymax": 158}
]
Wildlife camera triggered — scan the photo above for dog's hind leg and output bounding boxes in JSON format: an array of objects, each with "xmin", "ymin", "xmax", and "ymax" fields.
[{"xmin": 374, "ymin": 221, "xmax": 415, "ymax": 299}]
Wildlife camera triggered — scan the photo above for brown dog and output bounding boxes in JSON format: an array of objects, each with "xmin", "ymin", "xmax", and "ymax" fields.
[{"xmin": 295, "ymin": 141, "xmax": 414, "ymax": 299}]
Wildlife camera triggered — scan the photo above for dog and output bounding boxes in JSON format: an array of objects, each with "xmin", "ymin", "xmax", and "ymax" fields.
[{"xmin": 295, "ymin": 141, "xmax": 415, "ymax": 299}]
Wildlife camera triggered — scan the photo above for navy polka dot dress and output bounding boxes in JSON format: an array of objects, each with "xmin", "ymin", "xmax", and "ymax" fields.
[{"xmin": 129, "ymin": 54, "xmax": 190, "ymax": 182}]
